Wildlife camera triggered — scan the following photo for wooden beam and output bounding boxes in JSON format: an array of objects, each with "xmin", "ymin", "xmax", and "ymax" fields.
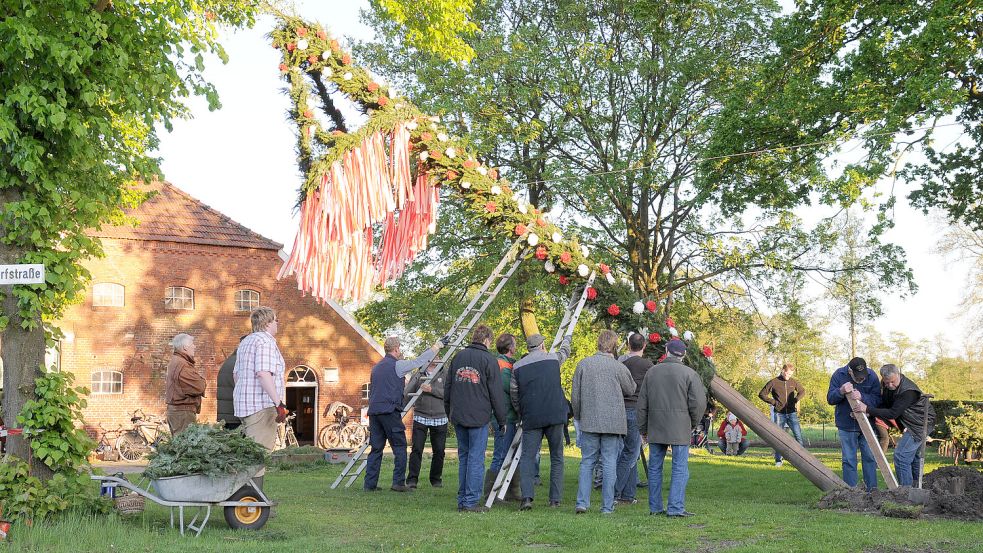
[
  {"xmin": 845, "ymin": 393, "xmax": 899, "ymax": 489},
  {"xmin": 710, "ymin": 376, "xmax": 848, "ymax": 493}
]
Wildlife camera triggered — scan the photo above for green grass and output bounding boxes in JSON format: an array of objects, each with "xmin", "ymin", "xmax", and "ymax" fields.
[{"xmin": 9, "ymin": 447, "xmax": 983, "ymax": 552}]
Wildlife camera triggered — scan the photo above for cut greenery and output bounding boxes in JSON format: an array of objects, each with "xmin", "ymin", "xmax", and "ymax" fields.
[{"xmin": 144, "ymin": 424, "xmax": 268, "ymax": 480}]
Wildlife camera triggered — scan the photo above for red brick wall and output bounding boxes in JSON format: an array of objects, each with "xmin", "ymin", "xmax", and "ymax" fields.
[{"xmin": 55, "ymin": 238, "xmax": 381, "ymax": 443}]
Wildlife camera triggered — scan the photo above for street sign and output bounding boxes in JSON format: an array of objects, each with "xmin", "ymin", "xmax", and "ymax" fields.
[{"xmin": 0, "ymin": 264, "xmax": 45, "ymax": 285}]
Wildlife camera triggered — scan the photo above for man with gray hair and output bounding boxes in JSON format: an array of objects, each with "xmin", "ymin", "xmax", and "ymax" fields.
[
  {"xmin": 572, "ymin": 329, "xmax": 636, "ymax": 514},
  {"xmin": 853, "ymin": 364, "xmax": 936, "ymax": 487},
  {"xmin": 165, "ymin": 333, "xmax": 206, "ymax": 435}
]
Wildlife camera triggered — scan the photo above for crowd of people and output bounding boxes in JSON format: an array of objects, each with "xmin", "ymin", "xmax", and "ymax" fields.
[{"xmin": 157, "ymin": 305, "xmax": 938, "ymax": 516}]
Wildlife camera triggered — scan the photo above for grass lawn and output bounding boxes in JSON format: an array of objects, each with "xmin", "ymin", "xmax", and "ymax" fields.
[{"xmin": 10, "ymin": 447, "xmax": 983, "ymax": 552}]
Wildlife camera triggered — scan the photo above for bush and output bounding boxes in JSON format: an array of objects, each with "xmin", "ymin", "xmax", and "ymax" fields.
[
  {"xmin": 144, "ymin": 424, "xmax": 268, "ymax": 479},
  {"xmin": 948, "ymin": 407, "xmax": 983, "ymax": 453},
  {"xmin": 932, "ymin": 400, "xmax": 983, "ymax": 439}
]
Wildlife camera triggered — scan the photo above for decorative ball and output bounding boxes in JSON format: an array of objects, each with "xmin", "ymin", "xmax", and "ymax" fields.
[
  {"xmin": 518, "ymin": 202, "xmax": 528, "ymax": 214},
  {"xmin": 429, "ymin": 149, "xmax": 442, "ymax": 160},
  {"xmin": 515, "ymin": 223, "xmax": 528, "ymax": 236},
  {"xmin": 489, "ymin": 169, "xmax": 499, "ymax": 179},
  {"xmin": 445, "ymin": 170, "xmax": 459, "ymax": 180},
  {"xmin": 577, "ymin": 264, "xmax": 589, "ymax": 277},
  {"xmin": 527, "ymin": 233, "xmax": 539, "ymax": 246},
  {"xmin": 297, "ymin": 39, "xmax": 309, "ymax": 51},
  {"xmin": 669, "ymin": 327, "xmax": 679, "ymax": 337},
  {"xmin": 445, "ymin": 147, "xmax": 456, "ymax": 158},
  {"xmin": 485, "ymin": 201, "xmax": 497, "ymax": 213},
  {"xmin": 535, "ymin": 246, "xmax": 548, "ymax": 260},
  {"xmin": 419, "ymin": 151, "xmax": 429, "ymax": 161},
  {"xmin": 702, "ymin": 345, "xmax": 713, "ymax": 357},
  {"xmin": 321, "ymin": 51, "xmax": 331, "ymax": 60},
  {"xmin": 341, "ymin": 54, "xmax": 351, "ymax": 65},
  {"xmin": 461, "ymin": 180, "xmax": 471, "ymax": 189},
  {"xmin": 377, "ymin": 96, "xmax": 389, "ymax": 106},
  {"xmin": 632, "ymin": 302, "xmax": 644, "ymax": 314},
  {"xmin": 545, "ymin": 260, "xmax": 555, "ymax": 273},
  {"xmin": 463, "ymin": 159, "xmax": 477, "ymax": 169},
  {"xmin": 437, "ymin": 132, "xmax": 449, "ymax": 142},
  {"xmin": 405, "ymin": 120, "xmax": 418, "ymax": 130},
  {"xmin": 581, "ymin": 245, "xmax": 590, "ymax": 257},
  {"xmin": 559, "ymin": 275, "xmax": 569, "ymax": 285},
  {"xmin": 645, "ymin": 300, "xmax": 657, "ymax": 313},
  {"xmin": 552, "ymin": 232, "xmax": 562, "ymax": 242},
  {"xmin": 536, "ymin": 217, "xmax": 547, "ymax": 227},
  {"xmin": 665, "ymin": 317, "xmax": 676, "ymax": 328},
  {"xmin": 490, "ymin": 185, "xmax": 501, "ymax": 195},
  {"xmin": 343, "ymin": 72, "xmax": 353, "ymax": 80},
  {"xmin": 586, "ymin": 287, "xmax": 597, "ymax": 300},
  {"xmin": 477, "ymin": 167, "xmax": 488, "ymax": 176},
  {"xmin": 599, "ymin": 263, "xmax": 610, "ymax": 274},
  {"xmin": 560, "ymin": 252, "xmax": 572, "ymax": 264},
  {"xmin": 649, "ymin": 332, "xmax": 661, "ymax": 344},
  {"xmin": 367, "ymin": 82, "xmax": 379, "ymax": 92},
  {"xmin": 607, "ymin": 304, "xmax": 621, "ymax": 316},
  {"xmin": 606, "ymin": 272, "xmax": 615, "ymax": 285},
  {"xmin": 683, "ymin": 330, "xmax": 694, "ymax": 341},
  {"xmin": 297, "ymin": 27, "xmax": 308, "ymax": 37}
]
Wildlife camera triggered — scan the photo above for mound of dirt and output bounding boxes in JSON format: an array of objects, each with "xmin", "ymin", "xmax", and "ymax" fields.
[{"xmin": 818, "ymin": 466, "xmax": 983, "ymax": 521}]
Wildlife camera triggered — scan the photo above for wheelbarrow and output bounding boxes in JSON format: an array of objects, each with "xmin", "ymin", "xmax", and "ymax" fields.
[{"xmin": 91, "ymin": 465, "xmax": 273, "ymax": 536}]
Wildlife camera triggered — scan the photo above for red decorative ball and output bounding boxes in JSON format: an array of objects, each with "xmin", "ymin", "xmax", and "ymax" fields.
[
  {"xmin": 586, "ymin": 287, "xmax": 597, "ymax": 300},
  {"xmin": 303, "ymin": 110, "xmax": 313, "ymax": 118},
  {"xmin": 536, "ymin": 217, "xmax": 547, "ymax": 227},
  {"xmin": 297, "ymin": 27, "xmax": 308, "ymax": 37},
  {"xmin": 645, "ymin": 300, "xmax": 657, "ymax": 313},
  {"xmin": 702, "ymin": 345, "xmax": 713, "ymax": 357},
  {"xmin": 317, "ymin": 30, "xmax": 327, "ymax": 40},
  {"xmin": 463, "ymin": 159, "xmax": 477, "ymax": 169},
  {"xmin": 368, "ymin": 82, "xmax": 379, "ymax": 92},
  {"xmin": 446, "ymin": 170, "xmax": 459, "ymax": 180},
  {"xmin": 535, "ymin": 246, "xmax": 548, "ymax": 260},
  {"xmin": 560, "ymin": 252, "xmax": 572, "ymax": 264},
  {"xmin": 429, "ymin": 149, "xmax": 442, "ymax": 160},
  {"xmin": 488, "ymin": 168, "xmax": 498, "ymax": 179},
  {"xmin": 377, "ymin": 96, "xmax": 389, "ymax": 106},
  {"xmin": 649, "ymin": 332, "xmax": 661, "ymax": 344},
  {"xmin": 607, "ymin": 304, "xmax": 620, "ymax": 316},
  {"xmin": 665, "ymin": 317, "xmax": 676, "ymax": 328},
  {"xmin": 559, "ymin": 275, "xmax": 569, "ymax": 286},
  {"xmin": 485, "ymin": 202, "xmax": 497, "ymax": 213},
  {"xmin": 342, "ymin": 54, "xmax": 351, "ymax": 65},
  {"xmin": 286, "ymin": 42, "xmax": 296, "ymax": 52},
  {"xmin": 278, "ymin": 63, "xmax": 289, "ymax": 73},
  {"xmin": 329, "ymin": 39, "xmax": 340, "ymax": 51},
  {"xmin": 599, "ymin": 263, "xmax": 610, "ymax": 274},
  {"xmin": 515, "ymin": 223, "xmax": 528, "ymax": 236},
  {"xmin": 307, "ymin": 55, "xmax": 318, "ymax": 64},
  {"xmin": 421, "ymin": 132, "xmax": 433, "ymax": 141}
]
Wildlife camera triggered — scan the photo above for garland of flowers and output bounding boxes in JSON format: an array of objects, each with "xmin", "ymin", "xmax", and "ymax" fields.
[{"xmin": 270, "ymin": 16, "xmax": 716, "ymax": 384}]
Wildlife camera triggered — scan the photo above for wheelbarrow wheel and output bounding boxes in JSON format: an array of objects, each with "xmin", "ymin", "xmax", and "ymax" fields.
[{"xmin": 224, "ymin": 486, "xmax": 270, "ymax": 530}]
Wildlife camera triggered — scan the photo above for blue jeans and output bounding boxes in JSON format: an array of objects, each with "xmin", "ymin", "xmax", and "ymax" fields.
[
  {"xmin": 614, "ymin": 408, "xmax": 641, "ymax": 500},
  {"xmin": 455, "ymin": 424, "xmax": 489, "ymax": 508},
  {"xmin": 893, "ymin": 431, "xmax": 922, "ymax": 487},
  {"xmin": 490, "ymin": 421, "xmax": 517, "ymax": 474},
  {"xmin": 363, "ymin": 411, "xmax": 407, "ymax": 490},
  {"xmin": 839, "ymin": 429, "xmax": 878, "ymax": 491},
  {"xmin": 576, "ymin": 432, "xmax": 622, "ymax": 513},
  {"xmin": 648, "ymin": 444, "xmax": 690, "ymax": 515},
  {"xmin": 774, "ymin": 411, "xmax": 804, "ymax": 462}
]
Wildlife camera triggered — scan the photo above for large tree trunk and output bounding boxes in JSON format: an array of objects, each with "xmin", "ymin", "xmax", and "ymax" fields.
[{"xmin": 519, "ymin": 295, "xmax": 539, "ymax": 340}]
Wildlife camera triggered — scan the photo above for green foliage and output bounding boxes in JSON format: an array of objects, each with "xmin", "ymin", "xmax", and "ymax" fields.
[
  {"xmin": 369, "ymin": 0, "xmax": 478, "ymax": 62},
  {"xmin": 0, "ymin": 456, "xmax": 110, "ymax": 521},
  {"xmin": 929, "ymin": 400, "xmax": 983, "ymax": 439},
  {"xmin": 16, "ymin": 372, "xmax": 94, "ymax": 471},
  {"xmin": 144, "ymin": 424, "xmax": 268, "ymax": 479},
  {"xmin": 947, "ymin": 407, "xmax": 983, "ymax": 452},
  {"xmin": 922, "ymin": 357, "xmax": 983, "ymax": 402}
]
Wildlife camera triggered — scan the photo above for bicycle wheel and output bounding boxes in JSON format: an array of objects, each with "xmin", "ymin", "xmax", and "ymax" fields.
[
  {"xmin": 116, "ymin": 431, "xmax": 149, "ymax": 461},
  {"xmin": 340, "ymin": 424, "xmax": 367, "ymax": 448},
  {"xmin": 318, "ymin": 423, "xmax": 343, "ymax": 449}
]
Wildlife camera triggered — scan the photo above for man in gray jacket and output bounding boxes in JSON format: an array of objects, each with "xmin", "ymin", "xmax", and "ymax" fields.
[
  {"xmin": 404, "ymin": 362, "xmax": 448, "ymax": 489},
  {"xmin": 571, "ymin": 330, "xmax": 636, "ymax": 514},
  {"xmin": 638, "ymin": 338, "xmax": 707, "ymax": 517}
]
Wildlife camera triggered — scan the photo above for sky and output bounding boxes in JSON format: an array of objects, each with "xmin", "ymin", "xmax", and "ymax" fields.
[{"xmin": 154, "ymin": 1, "xmax": 974, "ymax": 354}]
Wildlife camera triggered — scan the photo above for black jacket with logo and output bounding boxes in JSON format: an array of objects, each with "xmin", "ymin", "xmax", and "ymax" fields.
[{"xmin": 444, "ymin": 343, "xmax": 507, "ymax": 428}]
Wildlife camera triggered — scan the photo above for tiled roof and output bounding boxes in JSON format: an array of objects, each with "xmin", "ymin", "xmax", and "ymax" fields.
[{"xmin": 93, "ymin": 181, "xmax": 282, "ymax": 251}]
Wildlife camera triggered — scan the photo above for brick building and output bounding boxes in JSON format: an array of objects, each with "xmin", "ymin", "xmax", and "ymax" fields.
[{"xmin": 52, "ymin": 181, "xmax": 382, "ymax": 446}]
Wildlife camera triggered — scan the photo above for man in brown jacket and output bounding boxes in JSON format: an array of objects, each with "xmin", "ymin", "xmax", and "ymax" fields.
[{"xmin": 165, "ymin": 333, "xmax": 206, "ymax": 435}]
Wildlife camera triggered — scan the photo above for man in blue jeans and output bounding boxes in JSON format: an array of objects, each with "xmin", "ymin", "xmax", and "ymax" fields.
[
  {"xmin": 444, "ymin": 325, "xmax": 507, "ymax": 512},
  {"xmin": 759, "ymin": 363, "xmax": 807, "ymax": 467},
  {"xmin": 827, "ymin": 357, "xmax": 882, "ymax": 491},
  {"xmin": 615, "ymin": 333, "xmax": 652, "ymax": 504},
  {"xmin": 637, "ymin": 338, "xmax": 707, "ymax": 517},
  {"xmin": 853, "ymin": 364, "xmax": 935, "ymax": 487}
]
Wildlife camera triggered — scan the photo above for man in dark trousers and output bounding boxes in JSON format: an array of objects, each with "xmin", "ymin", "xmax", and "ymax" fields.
[
  {"xmin": 637, "ymin": 338, "xmax": 706, "ymax": 517},
  {"xmin": 827, "ymin": 357, "xmax": 882, "ymax": 491},
  {"xmin": 614, "ymin": 332, "xmax": 653, "ymax": 505},
  {"xmin": 364, "ymin": 336, "xmax": 442, "ymax": 492},
  {"xmin": 759, "ymin": 363, "xmax": 806, "ymax": 467},
  {"xmin": 853, "ymin": 364, "xmax": 935, "ymax": 487},
  {"xmin": 403, "ymin": 361, "xmax": 448, "ymax": 489},
  {"xmin": 216, "ymin": 336, "xmax": 246, "ymax": 430},
  {"xmin": 511, "ymin": 331, "xmax": 572, "ymax": 510},
  {"xmin": 445, "ymin": 324, "xmax": 507, "ymax": 512}
]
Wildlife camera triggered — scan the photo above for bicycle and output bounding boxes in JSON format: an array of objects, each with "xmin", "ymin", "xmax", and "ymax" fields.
[
  {"xmin": 95, "ymin": 422, "xmax": 125, "ymax": 461},
  {"xmin": 116, "ymin": 409, "xmax": 170, "ymax": 462},
  {"xmin": 317, "ymin": 402, "xmax": 368, "ymax": 450},
  {"xmin": 274, "ymin": 412, "xmax": 300, "ymax": 451}
]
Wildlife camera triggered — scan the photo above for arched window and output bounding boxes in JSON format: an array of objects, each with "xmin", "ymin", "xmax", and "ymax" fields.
[
  {"xmin": 93, "ymin": 283, "xmax": 125, "ymax": 307},
  {"xmin": 234, "ymin": 289, "xmax": 260, "ymax": 312},
  {"xmin": 91, "ymin": 371, "xmax": 123, "ymax": 394},
  {"xmin": 286, "ymin": 366, "xmax": 318, "ymax": 384},
  {"xmin": 165, "ymin": 286, "xmax": 194, "ymax": 310}
]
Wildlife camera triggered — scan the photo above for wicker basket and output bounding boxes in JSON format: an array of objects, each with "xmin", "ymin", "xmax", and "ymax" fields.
[{"xmin": 114, "ymin": 491, "xmax": 145, "ymax": 515}]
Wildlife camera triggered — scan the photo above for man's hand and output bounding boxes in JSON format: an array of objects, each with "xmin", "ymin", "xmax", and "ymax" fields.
[
  {"xmin": 853, "ymin": 401, "xmax": 868, "ymax": 414},
  {"xmin": 840, "ymin": 382, "xmax": 854, "ymax": 395},
  {"xmin": 275, "ymin": 402, "xmax": 289, "ymax": 423},
  {"xmin": 421, "ymin": 383, "xmax": 432, "ymax": 393},
  {"xmin": 436, "ymin": 335, "xmax": 451, "ymax": 349},
  {"xmin": 850, "ymin": 390, "xmax": 862, "ymax": 401}
]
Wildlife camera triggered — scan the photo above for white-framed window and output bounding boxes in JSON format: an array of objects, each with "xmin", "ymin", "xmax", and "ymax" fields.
[
  {"xmin": 361, "ymin": 382, "xmax": 371, "ymax": 401},
  {"xmin": 165, "ymin": 286, "xmax": 194, "ymax": 310},
  {"xmin": 91, "ymin": 370, "xmax": 123, "ymax": 394},
  {"xmin": 234, "ymin": 289, "xmax": 260, "ymax": 312},
  {"xmin": 93, "ymin": 283, "xmax": 124, "ymax": 307},
  {"xmin": 323, "ymin": 367, "xmax": 340, "ymax": 384}
]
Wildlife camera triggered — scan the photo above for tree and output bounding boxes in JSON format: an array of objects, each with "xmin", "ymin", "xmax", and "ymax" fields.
[
  {"xmin": 940, "ymin": 223, "xmax": 983, "ymax": 339},
  {"xmin": 0, "ymin": 0, "xmax": 260, "ymax": 468},
  {"xmin": 368, "ymin": 0, "xmax": 479, "ymax": 62}
]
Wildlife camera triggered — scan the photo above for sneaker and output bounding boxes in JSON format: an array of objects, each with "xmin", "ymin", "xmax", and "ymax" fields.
[
  {"xmin": 520, "ymin": 498, "xmax": 533, "ymax": 511},
  {"xmin": 390, "ymin": 484, "xmax": 412, "ymax": 492},
  {"xmin": 575, "ymin": 507, "xmax": 587, "ymax": 514},
  {"xmin": 667, "ymin": 511, "xmax": 696, "ymax": 518},
  {"xmin": 548, "ymin": 500, "xmax": 561, "ymax": 508},
  {"xmin": 775, "ymin": 460, "xmax": 783, "ymax": 467}
]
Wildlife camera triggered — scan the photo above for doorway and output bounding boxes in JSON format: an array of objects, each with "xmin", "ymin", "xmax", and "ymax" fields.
[{"xmin": 286, "ymin": 366, "xmax": 318, "ymax": 445}]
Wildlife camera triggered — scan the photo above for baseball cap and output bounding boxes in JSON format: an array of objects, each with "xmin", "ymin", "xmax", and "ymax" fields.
[
  {"xmin": 666, "ymin": 339, "xmax": 686, "ymax": 356},
  {"xmin": 848, "ymin": 357, "xmax": 868, "ymax": 379}
]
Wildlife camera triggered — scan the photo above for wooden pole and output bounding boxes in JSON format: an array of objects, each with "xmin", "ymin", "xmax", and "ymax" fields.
[
  {"xmin": 709, "ymin": 376, "xmax": 848, "ymax": 493},
  {"xmin": 845, "ymin": 394, "xmax": 899, "ymax": 489}
]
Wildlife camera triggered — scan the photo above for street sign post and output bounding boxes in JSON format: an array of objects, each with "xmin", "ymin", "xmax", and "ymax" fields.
[{"xmin": 0, "ymin": 264, "xmax": 45, "ymax": 285}]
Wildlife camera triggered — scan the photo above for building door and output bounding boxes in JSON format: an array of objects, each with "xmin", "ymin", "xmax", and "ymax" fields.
[{"xmin": 286, "ymin": 366, "xmax": 318, "ymax": 445}]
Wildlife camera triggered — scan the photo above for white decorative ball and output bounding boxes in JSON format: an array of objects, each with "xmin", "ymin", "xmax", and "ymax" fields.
[
  {"xmin": 419, "ymin": 151, "xmax": 429, "ymax": 161},
  {"xmin": 552, "ymin": 232, "xmax": 562, "ymax": 243},
  {"xmin": 527, "ymin": 233, "xmax": 539, "ymax": 246},
  {"xmin": 445, "ymin": 147, "xmax": 456, "ymax": 158},
  {"xmin": 577, "ymin": 264, "xmax": 589, "ymax": 277},
  {"xmin": 517, "ymin": 202, "xmax": 528, "ymax": 214},
  {"xmin": 581, "ymin": 245, "xmax": 590, "ymax": 257},
  {"xmin": 321, "ymin": 51, "xmax": 331, "ymax": 60},
  {"xmin": 297, "ymin": 39, "xmax": 309, "ymax": 51},
  {"xmin": 343, "ymin": 72, "xmax": 353, "ymax": 81},
  {"xmin": 633, "ymin": 302, "xmax": 644, "ymax": 314},
  {"xmin": 683, "ymin": 330, "xmax": 694, "ymax": 341},
  {"xmin": 437, "ymin": 132, "xmax": 449, "ymax": 142},
  {"xmin": 606, "ymin": 273, "xmax": 615, "ymax": 285},
  {"xmin": 406, "ymin": 120, "xmax": 418, "ymax": 130},
  {"xmin": 427, "ymin": 221, "xmax": 437, "ymax": 233},
  {"xmin": 477, "ymin": 167, "xmax": 488, "ymax": 176},
  {"xmin": 321, "ymin": 67, "xmax": 333, "ymax": 79},
  {"xmin": 544, "ymin": 260, "xmax": 555, "ymax": 273},
  {"xmin": 669, "ymin": 327, "xmax": 679, "ymax": 337},
  {"xmin": 490, "ymin": 185, "xmax": 502, "ymax": 195},
  {"xmin": 461, "ymin": 180, "xmax": 471, "ymax": 189}
]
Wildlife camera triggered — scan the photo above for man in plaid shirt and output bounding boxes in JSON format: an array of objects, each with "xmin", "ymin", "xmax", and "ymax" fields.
[{"xmin": 234, "ymin": 306, "xmax": 287, "ymax": 489}]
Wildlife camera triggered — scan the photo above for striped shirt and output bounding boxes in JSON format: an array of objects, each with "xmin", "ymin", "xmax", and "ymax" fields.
[{"xmin": 233, "ymin": 331, "xmax": 285, "ymax": 418}]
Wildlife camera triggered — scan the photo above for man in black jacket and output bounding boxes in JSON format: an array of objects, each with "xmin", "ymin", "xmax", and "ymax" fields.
[
  {"xmin": 853, "ymin": 364, "xmax": 935, "ymax": 487},
  {"xmin": 444, "ymin": 324, "xmax": 507, "ymax": 512},
  {"xmin": 216, "ymin": 337, "xmax": 246, "ymax": 430},
  {"xmin": 758, "ymin": 363, "xmax": 806, "ymax": 467}
]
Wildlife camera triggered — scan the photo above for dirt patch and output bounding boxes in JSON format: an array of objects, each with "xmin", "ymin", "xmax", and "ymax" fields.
[
  {"xmin": 676, "ymin": 537, "xmax": 747, "ymax": 553},
  {"xmin": 818, "ymin": 466, "xmax": 983, "ymax": 521}
]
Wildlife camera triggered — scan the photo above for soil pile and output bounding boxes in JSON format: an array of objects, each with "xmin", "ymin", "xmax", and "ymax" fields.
[{"xmin": 818, "ymin": 466, "xmax": 983, "ymax": 521}]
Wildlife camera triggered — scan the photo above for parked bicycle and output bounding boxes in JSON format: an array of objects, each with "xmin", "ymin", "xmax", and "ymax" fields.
[
  {"xmin": 273, "ymin": 412, "xmax": 300, "ymax": 451},
  {"xmin": 95, "ymin": 423, "xmax": 125, "ymax": 461},
  {"xmin": 317, "ymin": 402, "xmax": 368, "ymax": 450},
  {"xmin": 116, "ymin": 409, "xmax": 170, "ymax": 462}
]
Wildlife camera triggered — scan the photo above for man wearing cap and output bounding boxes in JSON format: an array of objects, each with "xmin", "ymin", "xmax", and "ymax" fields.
[
  {"xmin": 826, "ymin": 357, "xmax": 882, "ymax": 491},
  {"xmin": 852, "ymin": 364, "xmax": 935, "ymax": 487},
  {"xmin": 638, "ymin": 338, "xmax": 707, "ymax": 517},
  {"xmin": 511, "ymin": 332, "xmax": 572, "ymax": 510}
]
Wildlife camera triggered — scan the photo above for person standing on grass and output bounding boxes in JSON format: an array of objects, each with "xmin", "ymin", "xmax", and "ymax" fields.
[
  {"xmin": 233, "ymin": 306, "xmax": 288, "ymax": 491},
  {"xmin": 488, "ymin": 332, "xmax": 519, "ymax": 492},
  {"xmin": 165, "ymin": 333, "xmax": 206, "ymax": 435},
  {"xmin": 827, "ymin": 357, "xmax": 881, "ymax": 491},
  {"xmin": 759, "ymin": 363, "xmax": 807, "ymax": 467},
  {"xmin": 511, "ymin": 332, "xmax": 572, "ymax": 510},
  {"xmin": 217, "ymin": 335, "xmax": 246, "ymax": 430},
  {"xmin": 614, "ymin": 332, "xmax": 652, "ymax": 505},
  {"xmin": 404, "ymin": 360, "xmax": 449, "ymax": 489},
  {"xmin": 572, "ymin": 330, "xmax": 636, "ymax": 515},
  {"xmin": 637, "ymin": 338, "xmax": 707, "ymax": 517},
  {"xmin": 364, "ymin": 336, "xmax": 443, "ymax": 493},
  {"xmin": 445, "ymin": 324, "xmax": 507, "ymax": 512},
  {"xmin": 852, "ymin": 364, "xmax": 935, "ymax": 487}
]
